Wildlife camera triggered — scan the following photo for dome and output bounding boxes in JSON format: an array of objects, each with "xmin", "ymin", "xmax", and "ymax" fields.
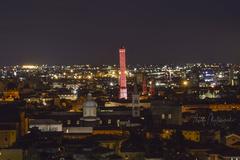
[
  {"xmin": 82, "ymin": 93, "xmax": 99, "ymax": 121},
  {"xmin": 83, "ymin": 93, "xmax": 97, "ymax": 108}
]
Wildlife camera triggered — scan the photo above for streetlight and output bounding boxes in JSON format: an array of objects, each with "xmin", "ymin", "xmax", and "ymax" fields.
[{"xmin": 182, "ymin": 80, "xmax": 189, "ymax": 87}]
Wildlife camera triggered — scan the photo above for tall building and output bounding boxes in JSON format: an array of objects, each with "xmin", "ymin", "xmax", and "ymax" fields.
[
  {"xmin": 132, "ymin": 85, "xmax": 140, "ymax": 117},
  {"xmin": 119, "ymin": 46, "xmax": 127, "ymax": 99},
  {"xmin": 142, "ymin": 76, "xmax": 148, "ymax": 95},
  {"xmin": 149, "ymin": 79, "xmax": 155, "ymax": 96},
  {"xmin": 229, "ymin": 67, "xmax": 235, "ymax": 86},
  {"xmin": 188, "ymin": 66, "xmax": 200, "ymax": 87},
  {"xmin": 135, "ymin": 72, "xmax": 144, "ymax": 85}
]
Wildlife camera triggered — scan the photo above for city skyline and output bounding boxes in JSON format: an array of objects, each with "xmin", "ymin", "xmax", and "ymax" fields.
[
  {"xmin": 1, "ymin": 1, "xmax": 240, "ymax": 159},
  {"xmin": 1, "ymin": 0, "xmax": 240, "ymax": 65}
]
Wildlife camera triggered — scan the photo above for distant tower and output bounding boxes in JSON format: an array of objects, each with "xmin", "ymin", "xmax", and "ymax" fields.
[
  {"xmin": 132, "ymin": 85, "xmax": 140, "ymax": 117},
  {"xmin": 119, "ymin": 46, "xmax": 127, "ymax": 99},
  {"xmin": 229, "ymin": 67, "xmax": 235, "ymax": 86},
  {"xmin": 142, "ymin": 76, "xmax": 148, "ymax": 95},
  {"xmin": 149, "ymin": 79, "xmax": 155, "ymax": 96}
]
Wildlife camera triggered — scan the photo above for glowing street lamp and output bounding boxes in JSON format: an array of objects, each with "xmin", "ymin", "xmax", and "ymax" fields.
[{"xmin": 182, "ymin": 80, "xmax": 189, "ymax": 87}]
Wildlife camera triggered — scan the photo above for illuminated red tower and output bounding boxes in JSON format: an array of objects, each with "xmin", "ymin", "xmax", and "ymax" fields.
[
  {"xmin": 149, "ymin": 79, "xmax": 155, "ymax": 96},
  {"xmin": 142, "ymin": 77, "xmax": 147, "ymax": 95},
  {"xmin": 119, "ymin": 46, "xmax": 127, "ymax": 99}
]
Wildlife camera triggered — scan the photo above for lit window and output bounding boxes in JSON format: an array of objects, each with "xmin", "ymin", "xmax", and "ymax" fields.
[
  {"xmin": 67, "ymin": 120, "xmax": 71, "ymax": 125},
  {"xmin": 117, "ymin": 120, "xmax": 120, "ymax": 127},
  {"xmin": 168, "ymin": 114, "xmax": 172, "ymax": 119},
  {"xmin": 161, "ymin": 114, "xmax": 165, "ymax": 119},
  {"xmin": 108, "ymin": 119, "xmax": 112, "ymax": 125}
]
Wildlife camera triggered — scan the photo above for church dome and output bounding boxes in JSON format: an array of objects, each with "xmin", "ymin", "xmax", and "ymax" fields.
[
  {"xmin": 82, "ymin": 93, "xmax": 99, "ymax": 122},
  {"xmin": 83, "ymin": 93, "xmax": 97, "ymax": 108}
]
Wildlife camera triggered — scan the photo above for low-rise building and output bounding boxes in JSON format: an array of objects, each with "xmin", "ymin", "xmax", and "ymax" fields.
[{"xmin": 29, "ymin": 119, "xmax": 63, "ymax": 132}]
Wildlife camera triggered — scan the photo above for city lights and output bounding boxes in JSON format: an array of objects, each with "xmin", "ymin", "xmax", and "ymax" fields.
[
  {"xmin": 0, "ymin": 0, "xmax": 239, "ymax": 158},
  {"xmin": 22, "ymin": 65, "xmax": 38, "ymax": 69},
  {"xmin": 182, "ymin": 80, "xmax": 189, "ymax": 86}
]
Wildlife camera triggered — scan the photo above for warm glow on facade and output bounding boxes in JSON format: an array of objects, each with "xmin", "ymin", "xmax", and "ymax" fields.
[{"xmin": 22, "ymin": 65, "xmax": 38, "ymax": 69}]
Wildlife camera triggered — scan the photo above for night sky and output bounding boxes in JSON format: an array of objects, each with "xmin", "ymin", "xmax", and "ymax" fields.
[{"xmin": 1, "ymin": 0, "xmax": 240, "ymax": 65}]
